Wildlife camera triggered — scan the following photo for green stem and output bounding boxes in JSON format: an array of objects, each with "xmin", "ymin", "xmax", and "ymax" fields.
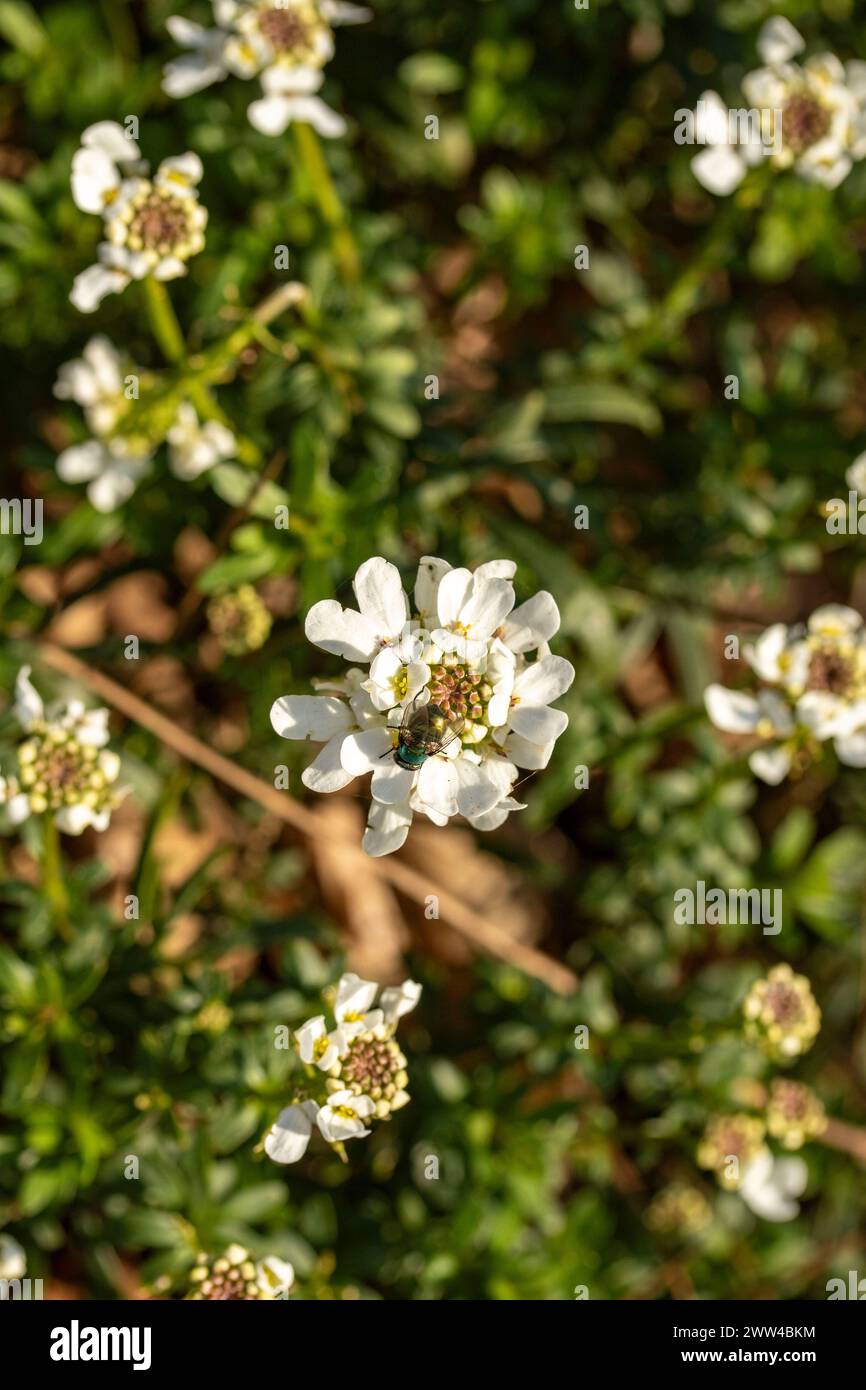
[
  {"xmin": 41, "ymin": 815, "xmax": 71, "ymax": 939},
  {"xmin": 143, "ymin": 278, "xmax": 263, "ymax": 464},
  {"xmin": 292, "ymin": 122, "xmax": 360, "ymax": 282},
  {"xmin": 143, "ymin": 278, "xmax": 186, "ymax": 364}
]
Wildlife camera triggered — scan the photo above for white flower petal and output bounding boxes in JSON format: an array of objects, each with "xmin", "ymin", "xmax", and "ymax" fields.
[
  {"xmin": 757, "ymin": 16, "xmax": 805, "ymax": 67},
  {"xmin": 691, "ymin": 144, "xmax": 748, "ymax": 196},
  {"xmin": 70, "ymin": 263, "xmax": 129, "ymax": 313},
  {"xmin": 371, "ymin": 760, "xmax": 416, "ymax": 804},
  {"xmin": 56, "ymin": 440, "xmax": 103, "ymax": 484},
  {"xmin": 247, "ymin": 94, "xmax": 294, "ymax": 136},
  {"xmin": 264, "ymin": 1101, "xmax": 318, "ymax": 1164},
  {"xmin": 415, "ymin": 754, "xmax": 459, "ymax": 818},
  {"xmin": 500, "ymin": 732, "xmax": 554, "ymax": 770},
  {"xmin": 454, "ymin": 756, "xmax": 516, "ymax": 819},
  {"xmin": 749, "ymin": 745, "xmax": 792, "ymax": 785},
  {"xmin": 379, "ymin": 979, "xmax": 421, "ymax": 1024},
  {"xmin": 352, "ymin": 557, "xmax": 409, "ymax": 640},
  {"xmin": 305, "ymin": 599, "xmax": 381, "ymax": 663},
  {"xmin": 704, "ymin": 684, "xmax": 761, "ymax": 733},
  {"xmin": 320, "ymin": 1, "xmax": 372, "ymax": 24},
  {"xmin": 503, "ymin": 591, "xmax": 561, "ymax": 653},
  {"xmin": 14, "ymin": 666, "xmax": 43, "ymax": 728},
  {"xmin": 71, "ymin": 146, "xmax": 121, "ymax": 214},
  {"xmin": 301, "ymin": 733, "xmax": 357, "ymax": 792},
  {"xmin": 744, "ymin": 623, "xmax": 790, "ymax": 682},
  {"xmin": 834, "ymin": 731, "xmax": 866, "ymax": 767},
  {"xmin": 335, "ymin": 973, "xmax": 378, "ymax": 1022},
  {"xmin": 509, "ymin": 703, "xmax": 568, "ymax": 744},
  {"xmin": 256, "ymin": 1255, "xmax": 294, "ymax": 1298},
  {"xmin": 81, "ymin": 119, "xmax": 140, "ymax": 163},
  {"xmin": 281, "ymin": 95, "xmax": 347, "ymax": 138},
  {"xmin": 55, "ymin": 802, "xmax": 96, "ymax": 835},
  {"xmin": 270, "ymin": 694, "xmax": 352, "ymax": 741},
  {"xmin": 363, "ymin": 799, "xmax": 412, "ymax": 856},
  {"xmin": 341, "ymin": 727, "xmax": 392, "ymax": 775},
  {"xmin": 414, "ymin": 555, "xmax": 451, "ymax": 626},
  {"xmin": 512, "ymin": 654, "xmax": 575, "ymax": 706}
]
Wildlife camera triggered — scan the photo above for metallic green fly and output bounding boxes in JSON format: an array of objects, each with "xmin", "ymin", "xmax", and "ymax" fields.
[{"xmin": 385, "ymin": 693, "xmax": 465, "ymax": 771}]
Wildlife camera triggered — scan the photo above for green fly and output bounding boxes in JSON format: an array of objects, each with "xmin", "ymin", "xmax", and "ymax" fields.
[{"xmin": 384, "ymin": 693, "xmax": 465, "ymax": 771}]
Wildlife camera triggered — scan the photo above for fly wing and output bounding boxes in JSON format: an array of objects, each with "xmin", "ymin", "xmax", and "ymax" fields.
[
  {"xmin": 401, "ymin": 691, "xmax": 434, "ymax": 740},
  {"xmin": 425, "ymin": 711, "xmax": 465, "ymax": 754}
]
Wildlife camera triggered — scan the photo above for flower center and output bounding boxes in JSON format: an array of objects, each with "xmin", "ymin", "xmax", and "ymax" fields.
[
  {"xmin": 771, "ymin": 1081, "xmax": 806, "ymax": 1121},
  {"xmin": 806, "ymin": 645, "xmax": 853, "ymax": 696},
  {"xmin": 190, "ymin": 1255, "xmax": 261, "ymax": 1301},
  {"xmin": 258, "ymin": 6, "xmax": 313, "ymax": 53},
  {"xmin": 763, "ymin": 980, "xmax": 803, "ymax": 1026},
  {"xmin": 782, "ymin": 93, "xmax": 831, "ymax": 155},
  {"xmin": 428, "ymin": 663, "xmax": 493, "ymax": 723},
  {"xmin": 339, "ymin": 1033, "xmax": 404, "ymax": 1103},
  {"xmin": 17, "ymin": 728, "xmax": 107, "ymax": 811},
  {"xmin": 128, "ymin": 191, "xmax": 193, "ymax": 255}
]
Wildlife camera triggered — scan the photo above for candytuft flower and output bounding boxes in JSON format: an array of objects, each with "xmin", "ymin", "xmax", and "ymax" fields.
[
  {"xmin": 70, "ymin": 123, "xmax": 207, "ymax": 312},
  {"xmin": 691, "ymin": 18, "xmax": 866, "ymax": 195},
  {"xmin": 54, "ymin": 336, "xmax": 153, "ymax": 511},
  {"xmin": 705, "ymin": 605, "xmax": 866, "ymax": 783},
  {"xmin": 207, "ymin": 584, "xmax": 272, "ymax": 655},
  {"xmin": 270, "ymin": 555, "xmax": 574, "ymax": 856},
  {"xmin": 697, "ymin": 1112, "xmax": 806, "ymax": 1221},
  {"xmin": 0, "ymin": 667, "xmax": 124, "ymax": 835},
  {"xmin": 766, "ymin": 1080, "xmax": 827, "ymax": 1151},
  {"xmin": 186, "ymin": 1245, "xmax": 294, "ymax": 1300},
  {"xmin": 742, "ymin": 964, "xmax": 821, "ymax": 1061},
  {"xmin": 264, "ymin": 972, "xmax": 420, "ymax": 1164},
  {"xmin": 163, "ymin": 1, "xmax": 371, "ymax": 138},
  {"xmin": 53, "ymin": 340, "xmax": 237, "ymax": 512}
]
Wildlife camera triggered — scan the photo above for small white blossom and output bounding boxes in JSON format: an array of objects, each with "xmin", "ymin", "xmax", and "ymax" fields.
[
  {"xmin": 846, "ymin": 450, "xmax": 866, "ymax": 495},
  {"xmin": 739, "ymin": 1150, "xmax": 808, "ymax": 1222},
  {"xmin": 265, "ymin": 973, "xmax": 420, "ymax": 1163},
  {"xmin": 0, "ymin": 1235, "xmax": 26, "ymax": 1282},
  {"xmin": 691, "ymin": 20, "xmax": 866, "ymax": 195},
  {"xmin": 271, "ymin": 555, "xmax": 574, "ymax": 855},
  {"xmin": 167, "ymin": 402, "xmax": 236, "ymax": 480},
  {"xmin": 55, "ymin": 438, "xmax": 153, "ymax": 513},
  {"xmin": 316, "ymin": 1089, "xmax": 375, "ymax": 1143},
  {"xmin": 70, "ymin": 123, "xmax": 207, "ymax": 311},
  {"xmin": 0, "ymin": 667, "xmax": 124, "ymax": 834},
  {"xmin": 163, "ymin": 0, "xmax": 371, "ymax": 137},
  {"xmin": 705, "ymin": 605, "xmax": 866, "ymax": 781},
  {"xmin": 255, "ymin": 1255, "xmax": 295, "ymax": 1298}
]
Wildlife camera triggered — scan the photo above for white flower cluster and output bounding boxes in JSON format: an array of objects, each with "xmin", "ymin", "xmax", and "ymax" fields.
[
  {"xmin": 54, "ymin": 336, "xmax": 236, "ymax": 512},
  {"xmin": 0, "ymin": 668, "xmax": 124, "ymax": 835},
  {"xmin": 70, "ymin": 122, "xmax": 208, "ymax": 313},
  {"xmin": 163, "ymin": 0, "xmax": 370, "ymax": 138},
  {"xmin": 692, "ymin": 17, "xmax": 866, "ymax": 195},
  {"xmin": 705, "ymin": 604, "xmax": 866, "ymax": 784},
  {"xmin": 265, "ymin": 972, "xmax": 420, "ymax": 1162},
  {"xmin": 270, "ymin": 555, "xmax": 575, "ymax": 856}
]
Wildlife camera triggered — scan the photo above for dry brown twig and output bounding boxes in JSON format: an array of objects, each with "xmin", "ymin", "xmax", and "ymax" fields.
[{"xmin": 37, "ymin": 642, "xmax": 579, "ymax": 995}]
